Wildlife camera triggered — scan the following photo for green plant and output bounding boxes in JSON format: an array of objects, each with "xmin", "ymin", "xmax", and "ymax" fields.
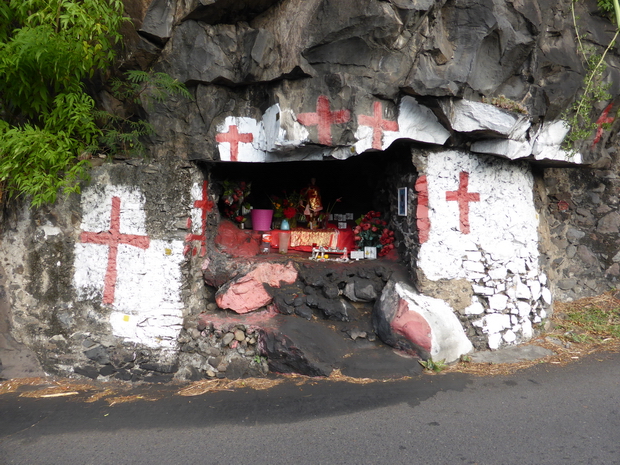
[
  {"xmin": 598, "ymin": 0, "xmax": 620, "ymax": 23},
  {"xmin": 419, "ymin": 357, "xmax": 447, "ymax": 373},
  {"xmin": 556, "ymin": 301, "xmax": 620, "ymax": 343},
  {"xmin": 562, "ymin": 0, "xmax": 620, "ymax": 153},
  {"xmin": 0, "ymin": 0, "xmax": 126, "ymax": 207},
  {"xmin": 97, "ymin": 71, "xmax": 192, "ymax": 157}
]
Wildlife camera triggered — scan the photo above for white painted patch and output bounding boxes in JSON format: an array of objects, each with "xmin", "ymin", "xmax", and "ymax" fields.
[
  {"xmin": 439, "ymin": 99, "xmax": 530, "ymax": 138},
  {"xmin": 419, "ymin": 150, "xmax": 538, "ymax": 281},
  {"xmin": 417, "ymin": 150, "xmax": 546, "ymax": 349},
  {"xmin": 531, "ymin": 120, "xmax": 583, "ymax": 164},
  {"xmin": 216, "ymin": 116, "xmax": 266, "ymax": 162},
  {"xmin": 189, "ymin": 182, "xmax": 204, "ymax": 235},
  {"xmin": 353, "ymin": 124, "xmax": 375, "ymax": 154},
  {"xmin": 264, "ymin": 104, "xmax": 310, "ymax": 151},
  {"xmin": 389, "ymin": 96, "xmax": 450, "ymax": 147},
  {"xmin": 471, "ymin": 138, "xmax": 533, "ymax": 160},
  {"xmin": 396, "ymin": 282, "xmax": 473, "ymax": 363},
  {"xmin": 73, "ymin": 185, "xmax": 184, "ymax": 349},
  {"xmin": 42, "ymin": 224, "xmax": 62, "ymax": 237}
]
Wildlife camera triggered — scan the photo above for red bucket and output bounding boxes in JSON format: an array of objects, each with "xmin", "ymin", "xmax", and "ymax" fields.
[{"xmin": 251, "ymin": 209, "xmax": 274, "ymax": 231}]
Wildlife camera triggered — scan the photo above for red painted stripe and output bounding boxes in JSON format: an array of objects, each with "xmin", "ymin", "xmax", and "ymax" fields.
[
  {"xmin": 297, "ymin": 95, "xmax": 350, "ymax": 146},
  {"xmin": 80, "ymin": 196, "xmax": 150, "ymax": 305},
  {"xmin": 358, "ymin": 101, "xmax": 399, "ymax": 149},
  {"xmin": 415, "ymin": 175, "xmax": 430, "ymax": 244},
  {"xmin": 216, "ymin": 125, "xmax": 253, "ymax": 161}
]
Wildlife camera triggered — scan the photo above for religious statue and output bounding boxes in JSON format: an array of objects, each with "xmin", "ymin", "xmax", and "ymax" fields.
[{"xmin": 300, "ymin": 178, "xmax": 323, "ymax": 229}]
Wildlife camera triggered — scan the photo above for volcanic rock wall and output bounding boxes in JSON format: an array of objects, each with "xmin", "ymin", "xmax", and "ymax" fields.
[{"xmin": 2, "ymin": 0, "xmax": 620, "ymax": 380}]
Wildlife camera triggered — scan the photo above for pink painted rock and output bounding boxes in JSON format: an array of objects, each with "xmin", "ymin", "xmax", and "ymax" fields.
[
  {"xmin": 216, "ymin": 262, "xmax": 298, "ymax": 313},
  {"xmin": 373, "ymin": 279, "xmax": 472, "ymax": 362},
  {"xmin": 215, "ymin": 219, "xmax": 261, "ymax": 257},
  {"xmin": 391, "ymin": 298, "xmax": 432, "ymax": 354}
]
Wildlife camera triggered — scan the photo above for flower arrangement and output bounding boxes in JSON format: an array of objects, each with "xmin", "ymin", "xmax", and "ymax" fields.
[
  {"xmin": 317, "ymin": 197, "xmax": 342, "ymax": 227},
  {"xmin": 270, "ymin": 191, "xmax": 302, "ymax": 227},
  {"xmin": 221, "ymin": 180, "xmax": 251, "ymax": 226},
  {"xmin": 353, "ymin": 210, "xmax": 395, "ymax": 257}
]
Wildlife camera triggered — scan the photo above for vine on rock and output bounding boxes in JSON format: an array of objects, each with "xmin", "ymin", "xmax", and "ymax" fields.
[{"xmin": 563, "ymin": 0, "xmax": 620, "ymax": 153}]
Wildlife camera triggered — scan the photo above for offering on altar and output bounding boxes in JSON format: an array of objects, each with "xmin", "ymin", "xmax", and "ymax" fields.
[
  {"xmin": 354, "ymin": 210, "xmax": 395, "ymax": 257},
  {"xmin": 300, "ymin": 178, "xmax": 323, "ymax": 229}
]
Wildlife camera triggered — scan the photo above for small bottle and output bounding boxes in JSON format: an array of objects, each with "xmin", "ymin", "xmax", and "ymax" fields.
[{"xmin": 260, "ymin": 233, "xmax": 272, "ymax": 254}]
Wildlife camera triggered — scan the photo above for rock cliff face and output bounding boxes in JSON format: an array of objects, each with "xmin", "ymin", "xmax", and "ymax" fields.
[
  {"xmin": 2, "ymin": 0, "xmax": 620, "ymax": 381},
  {"xmin": 134, "ymin": 0, "xmax": 620, "ymax": 163}
]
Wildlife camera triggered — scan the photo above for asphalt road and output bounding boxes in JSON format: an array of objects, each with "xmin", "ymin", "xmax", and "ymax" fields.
[{"xmin": 1, "ymin": 352, "xmax": 619, "ymax": 465}]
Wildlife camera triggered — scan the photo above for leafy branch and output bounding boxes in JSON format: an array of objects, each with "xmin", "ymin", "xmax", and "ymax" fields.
[
  {"xmin": 563, "ymin": 0, "xmax": 620, "ymax": 152},
  {"xmin": 0, "ymin": 2, "xmax": 192, "ymax": 207},
  {"xmin": 97, "ymin": 71, "xmax": 192, "ymax": 157},
  {"xmin": 0, "ymin": 0, "xmax": 126, "ymax": 207}
]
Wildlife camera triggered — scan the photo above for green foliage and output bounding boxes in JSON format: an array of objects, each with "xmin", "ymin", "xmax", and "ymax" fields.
[
  {"xmin": 0, "ymin": 0, "xmax": 126, "ymax": 207},
  {"xmin": 566, "ymin": 305, "xmax": 620, "ymax": 338},
  {"xmin": 110, "ymin": 71, "xmax": 192, "ymax": 105},
  {"xmin": 98, "ymin": 71, "xmax": 192, "ymax": 157},
  {"xmin": 557, "ymin": 302, "xmax": 620, "ymax": 344},
  {"xmin": 419, "ymin": 358, "xmax": 447, "ymax": 373},
  {"xmin": 598, "ymin": 0, "xmax": 620, "ymax": 24},
  {"xmin": 563, "ymin": 0, "xmax": 620, "ymax": 153}
]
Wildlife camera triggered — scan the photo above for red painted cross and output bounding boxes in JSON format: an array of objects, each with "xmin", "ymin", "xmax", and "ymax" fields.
[
  {"xmin": 592, "ymin": 103, "xmax": 615, "ymax": 148},
  {"xmin": 358, "ymin": 101, "xmax": 399, "ymax": 150},
  {"xmin": 80, "ymin": 196, "xmax": 150, "ymax": 305},
  {"xmin": 445, "ymin": 171, "xmax": 480, "ymax": 235},
  {"xmin": 184, "ymin": 180, "xmax": 214, "ymax": 257},
  {"xmin": 297, "ymin": 95, "xmax": 350, "ymax": 145},
  {"xmin": 415, "ymin": 175, "xmax": 430, "ymax": 244},
  {"xmin": 216, "ymin": 125, "xmax": 254, "ymax": 161}
]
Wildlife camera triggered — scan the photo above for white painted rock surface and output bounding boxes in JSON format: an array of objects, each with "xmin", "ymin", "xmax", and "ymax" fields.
[
  {"xmin": 73, "ymin": 185, "xmax": 185, "ymax": 349},
  {"xmin": 439, "ymin": 99, "xmax": 530, "ymax": 138}
]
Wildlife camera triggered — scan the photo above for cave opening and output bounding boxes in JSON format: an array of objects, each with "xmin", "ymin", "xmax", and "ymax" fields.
[{"xmin": 208, "ymin": 141, "xmax": 416, "ymax": 229}]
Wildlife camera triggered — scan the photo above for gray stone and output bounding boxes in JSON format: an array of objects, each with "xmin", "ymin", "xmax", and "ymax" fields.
[
  {"xmin": 597, "ymin": 212, "xmax": 620, "ymax": 234},
  {"xmin": 74, "ymin": 365, "xmax": 99, "ymax": 380},
  {"xmin": 576, "ymin": 245, "xmax": 598, "ymax": 267},
  {"xmin": 566, "ymin": 228, "xmax": 586, "ymax": 244},
  {"xmin": 257, "ymin": 315, "xmax": 350, "ymax": 377},
  {"xmin": 139, "ymin": 0, "xmax": 175, "ymax": 45},
  {"xmin": 221, "ymin": 332, "xmax": 235, "ymax": 347},
  {"xmin": 558, "ymin": 278, "xmax": 577, "ymax": 290},
  {"xmin": 83, "ymin": 345, "xmax": 110, "ymax": 365},
  {"xmin": 322, "ymin": 284, "xmax": 340, "ymax": 299},
  {"xmin": 566, "ymin": 245, "xmax": 577, "ymax": 259},
  {"xmin": 294, "ymin": 304, "xmax": 313, "ymax": 320},
  {"xmin": 470, "ymin": 345, "xmax": 555, "ymax": 364}
]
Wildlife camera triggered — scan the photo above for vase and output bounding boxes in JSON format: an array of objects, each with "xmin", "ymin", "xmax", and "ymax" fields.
[
  {"xmin": 251, "ymin": 209, "xmax": 274, "ymax": 231},
  {"xmin": 279, "ymin": 231, "xmax": 291, "ymax": 254},
  {"xmin": 281, "ymin": 218, "xmax": 290, "ymax": 230}
]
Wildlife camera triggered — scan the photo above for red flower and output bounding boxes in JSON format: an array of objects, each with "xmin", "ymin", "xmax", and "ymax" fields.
[{"xmin": 283, "ymin": 206, "xmax": 296, "ymax": 219}]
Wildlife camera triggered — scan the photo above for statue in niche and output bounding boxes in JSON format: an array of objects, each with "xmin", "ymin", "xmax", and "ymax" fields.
[{"xmin": 300, "ymin": 178, "xmax": 323, "ymax": 229}]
